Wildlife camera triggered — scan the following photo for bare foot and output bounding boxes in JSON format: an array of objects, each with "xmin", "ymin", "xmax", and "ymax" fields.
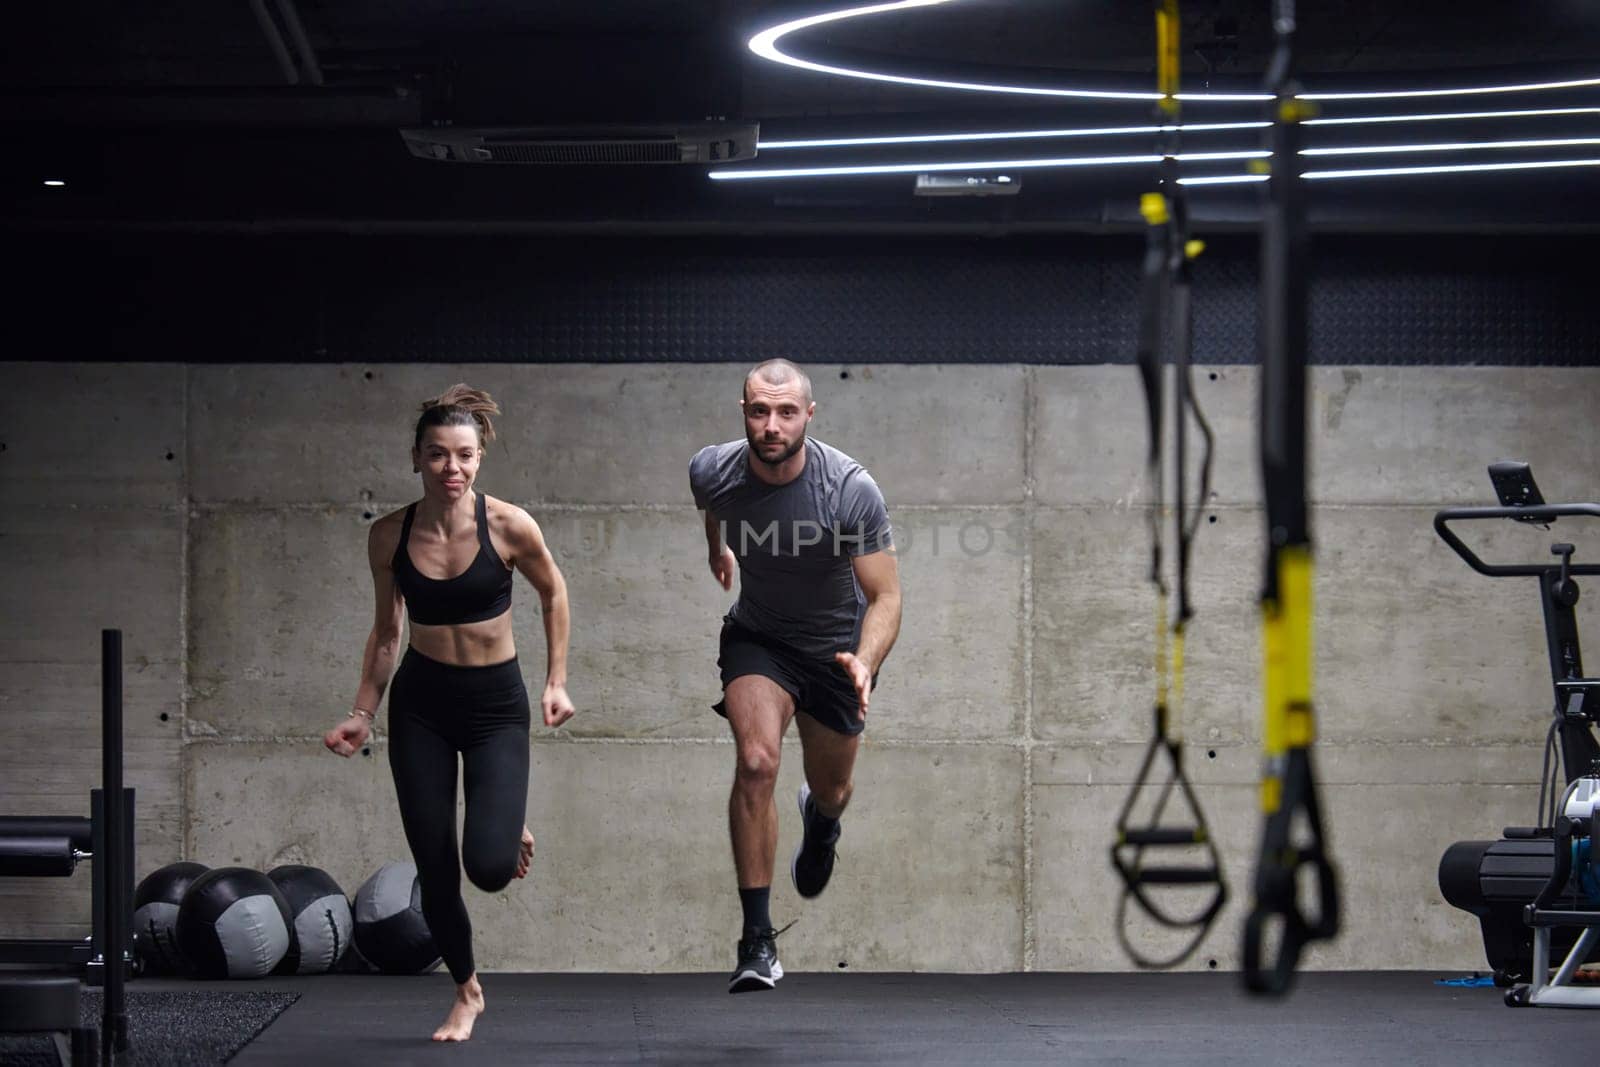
[
  {"xmin": 432, "ymin": 977, "xmax": 485, "ymax": 1042},
  {"xmin": 515, "ymin": 826, "xmax": 535, "ymax": 879}
]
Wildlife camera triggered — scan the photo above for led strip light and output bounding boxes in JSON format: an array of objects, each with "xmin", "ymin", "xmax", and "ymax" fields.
[
  {"xmin": 749, "ymin": 0, "xmax": 1600, "ymax": 103},
  {"xmin": 761, "ymin": 121, "xmax": 1268, "ymax": 150},
  {"xmin": 1302, "ymin": 136, "xmax": 1600, "ymax": 156},
  {"xmin": 1181, "ymin": 158, "xmax": 1600, "ymax": 185},
  {"xmin": 711, "ymin": 139, "xmax": 1600, "ymax": 181},
  {"xmin": 710, "ymin": 150, "xmax": 1267, "ymax": 182},
  {"xmin": 757, "ymin": 108, "xmax": 1600, "ymax": 151},
  {"xmin": 734, "ymin": 2, "xmax": 1600, "ymax": 184}
]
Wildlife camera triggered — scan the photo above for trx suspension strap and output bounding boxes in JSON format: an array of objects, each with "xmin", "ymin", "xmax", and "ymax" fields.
[
  {"xmin": 1242, "ymin": 0, "xmax": 1340, "ymax": 995},
  {"xmin": 1111, "ymin": 0, "xmax": 1226, "ymax": 970}
]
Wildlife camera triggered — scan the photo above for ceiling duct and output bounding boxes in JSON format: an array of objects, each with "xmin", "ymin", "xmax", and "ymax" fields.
[{"xmin": 400, "ymin": 122, "xmax": 758, "ymax": 165}]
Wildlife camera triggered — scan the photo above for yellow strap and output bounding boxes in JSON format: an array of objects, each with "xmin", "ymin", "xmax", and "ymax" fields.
[
  {"xmin": 1156, "ymin": 1, "xmax": 1180, "ymax": 117},
  {"xmin": 1278, "ymin": 98, "xmax": 1321, "ymax": 123},
  {"xmin": 1260, "ymin": 775, "xmax": 1282, "ymax": 815},
  {"xmin": 1170, "ymin": 624, "xmax": 1186, "ymax": 743},
  {"xmin": 1155, "ymin": 587, "xmax": 1170, "ymax": 711},
  {"xmin": 1261, "ymin": 545, "xmax": 1315, "ymax": 760}
]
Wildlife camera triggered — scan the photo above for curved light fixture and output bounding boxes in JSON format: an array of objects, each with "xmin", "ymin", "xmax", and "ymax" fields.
[
  {"xmin": 750, "ymin": 0, "xmax": 1600, "ymax": 104},
  {"xmin": 738, "ymin": 2, "xmax": 1600, "ymax": 189},
  {"xmin": 748, "ymin": 0, "xmax": 1260, "ymax": 102}
]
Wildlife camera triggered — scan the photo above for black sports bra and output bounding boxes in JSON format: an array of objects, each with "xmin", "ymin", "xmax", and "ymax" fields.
[{"xmin": 391, "ymin": 492, "xmax": 513, "ymax": 626}]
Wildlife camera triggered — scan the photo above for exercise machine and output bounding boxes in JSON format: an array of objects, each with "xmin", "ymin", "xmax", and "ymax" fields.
[
  {"xmin": 1435, "ymin": 463, "xmax": 1600, "ymax": 1005},
  {"xmin": 0, "ymin": 629, "xmax": 134, "ymax": 1061}
]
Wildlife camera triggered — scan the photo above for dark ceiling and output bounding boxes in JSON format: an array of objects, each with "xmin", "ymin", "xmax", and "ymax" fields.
[{"xmin": 6, "ymin": 1, "xmax": 1600, "ymax": 233}]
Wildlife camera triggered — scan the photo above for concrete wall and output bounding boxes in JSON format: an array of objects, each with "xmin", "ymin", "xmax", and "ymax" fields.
[{"xmin": 3, "ymin": 361, "xmax": 1598, "ymax": 974}]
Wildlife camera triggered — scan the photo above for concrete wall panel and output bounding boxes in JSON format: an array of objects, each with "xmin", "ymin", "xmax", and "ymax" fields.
[
  {"xmin": 0, "ymin": 510, "xmax": 183, "ymax": 937},
  {"xmin": 1316, "ymin": 506, "xmax": 1597, "ymax": 743},
  {"xmin": 1314, "ymin": 367, "xmax": 1600, "ymax": 505},
  {"xmin": 0, "ymin": 363, "xmax": 185, "ymax": 508},
  {"xmin": 537, "ymin": 509, "xmax": 735, "ymax": 739},
  {"xmin": 873, "ymin": 509, "xmax": 1026, "ymax": 740},
  {"xmin": 1032, "ymin": 506, "xmax": 1262, "ymax": 745},
  {"xmin": 191, "ymin": 362, "xmax": 1025, "ymax": 507},
  {"xmin": 1033, "ymin": 366, "xmax": 1254, "ymax": 507},
  {"xmin": 819, "ymin": 365, "xmax": 1027, "ymax": 506},
  {"xmin": 1034, "ymin": 366, "xmax": 1600, "ymax": 509},
  {"xmin": 188, "ymin": 507, "xmax": 372, "ymax": 737}
]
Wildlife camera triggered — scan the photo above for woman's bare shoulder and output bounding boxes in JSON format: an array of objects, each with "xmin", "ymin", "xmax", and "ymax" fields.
[
  {"xmin": 484, "ymin": 495, "xmax": 542, "ymax": 554},
  {"xmin": 366, "ymin": 505, "xmax": 411, "ymax": 560}
]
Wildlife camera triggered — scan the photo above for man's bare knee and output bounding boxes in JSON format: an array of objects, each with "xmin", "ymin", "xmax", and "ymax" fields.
[{"xmin": 735, "ymin": 744, "xmax": 781, "ymax": 792}]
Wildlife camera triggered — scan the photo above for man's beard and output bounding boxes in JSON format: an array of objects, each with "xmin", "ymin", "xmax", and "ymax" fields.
[{"xmin": 746, "ymin": 428, "xmax": 806, "ymax": 467}]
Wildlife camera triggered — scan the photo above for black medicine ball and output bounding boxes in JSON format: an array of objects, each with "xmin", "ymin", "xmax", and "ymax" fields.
[
  {"xmin": 352, "ymin": 861, "xmax": 441, "ymax": 975},
  {"xmin": 268, "ymin": 864, "xmax": 353, "ymax": 975},
  {"xmin": 132, "ymin": 861, "xmax": 209, "ymax": 975},
  {"xmin": 175, "ymin": 866, "xmax": 293, "ymax": 979}
]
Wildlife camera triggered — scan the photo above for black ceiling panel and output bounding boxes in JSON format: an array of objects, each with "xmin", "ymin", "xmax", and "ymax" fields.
[{"xmin": 4, "ymin": 1, "xmax": 1599, "ymax": 233}]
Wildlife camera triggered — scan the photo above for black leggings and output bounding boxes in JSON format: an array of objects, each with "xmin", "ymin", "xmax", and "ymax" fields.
[{"xmin": 387, "ymin": 647, "xmax": 530, "ymax": 984}]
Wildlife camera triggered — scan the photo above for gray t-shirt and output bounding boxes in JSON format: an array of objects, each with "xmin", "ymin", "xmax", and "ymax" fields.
[{"xmin": 690, "ymin": 437, "xmax": 893, "ymax": 660}]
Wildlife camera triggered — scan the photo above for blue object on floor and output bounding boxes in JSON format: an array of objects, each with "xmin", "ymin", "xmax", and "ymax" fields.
[{"xmin": 1435, "ymin": 975, "xmax": 1497, "ymax": 987}]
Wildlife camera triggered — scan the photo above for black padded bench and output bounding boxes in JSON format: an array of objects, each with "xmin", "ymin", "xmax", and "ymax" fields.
[{"xmin": 0, "ymin": 976, "xmax": 98, "ymax": 1066}]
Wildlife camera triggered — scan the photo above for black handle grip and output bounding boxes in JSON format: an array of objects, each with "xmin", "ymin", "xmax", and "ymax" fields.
[
  {"xmin": 1137, "ymin": 865, "xmax": 1222, "ymax": 885},
  {"xmin": 1121, "ymin": 827, "xmax": 1206, "ymax": 846},
  {"xmin": 1242, "ymin": 851, "xmax": 1339, "ymax": 995}
]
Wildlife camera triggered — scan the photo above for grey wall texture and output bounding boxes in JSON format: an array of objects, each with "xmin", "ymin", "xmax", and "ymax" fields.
[{"xmin": 2, "ymin": 360, "xmax": 1598, "ymax": 975}]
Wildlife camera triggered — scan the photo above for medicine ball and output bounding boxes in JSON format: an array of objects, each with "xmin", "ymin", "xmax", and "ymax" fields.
[
  {"xmin": 267, "ymin": 864, "xmax": 353, "ymax": 975},
  {"xmin": 132, "ymin": 861, "xmax": 209, "ymax": 975},
  {"xmin": 175, "ymin": 866, "xmax": 293, "ymax": 979},
  {"xmin": 352, "ymin": 861, "xmax": 441, "ymax": 975}
]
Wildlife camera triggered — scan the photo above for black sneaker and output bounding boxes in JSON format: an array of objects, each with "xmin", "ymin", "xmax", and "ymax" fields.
[
  {"xmin": 728, "ymin": 926, "xmax": 784, "ymax": 994},
  {"xmin": 791, "ymin": 783, "xmax": 840, "ymax": 899}
]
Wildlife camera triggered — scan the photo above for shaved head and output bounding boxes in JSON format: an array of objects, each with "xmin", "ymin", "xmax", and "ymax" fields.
[
  {"xmin": 743, "ymin": 359, "xmax": 813, "ymax": 406},
  {"xmin": 740, "ymin": 359, "xmax": 815, "ymax": 472}
]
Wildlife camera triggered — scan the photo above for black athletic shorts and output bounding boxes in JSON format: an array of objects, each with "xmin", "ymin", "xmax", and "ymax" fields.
[{"xmin": 714, "ymin": 617, "xmax": 872, "ymax": 736}]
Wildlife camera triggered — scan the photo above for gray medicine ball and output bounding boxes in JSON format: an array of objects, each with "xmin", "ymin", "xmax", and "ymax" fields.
[
  {"xmin": 175, "ymin": 867, "xmax": 292, "ymax": 979},
  {"xmin": 132, "ymin": 861, "xmax": 210, "ymax": 974},
  {"xmin": 352, "ymin": 861, "xmax": 441, "ymax": 975},
  {"xmin": 267, "ymin": 864, "xmax": 354, "ymax": 975}
]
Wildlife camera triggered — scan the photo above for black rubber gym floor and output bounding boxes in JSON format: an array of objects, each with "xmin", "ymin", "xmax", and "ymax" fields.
[{"xmin": 103, "ymin": 971, "xmax": 1589, "ymax": 1066}]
